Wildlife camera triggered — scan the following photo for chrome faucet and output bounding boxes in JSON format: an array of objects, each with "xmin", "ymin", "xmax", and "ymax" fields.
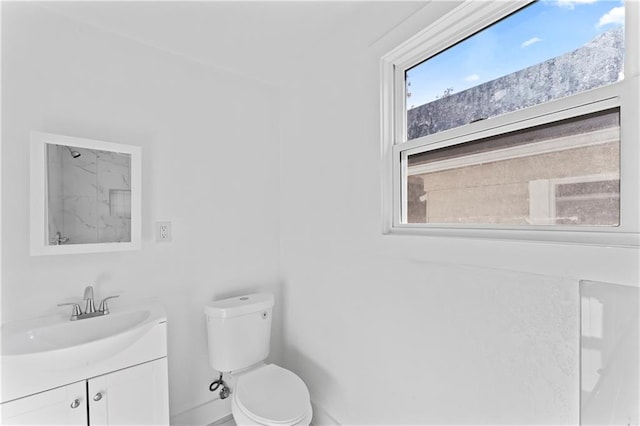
[
  {"xmin": 51, "ymin": 232, "xmax": 69, "ymax": 245},
  {"xmin": 58, "ymin": 285, "xmax": 120, "ymax": 321}
]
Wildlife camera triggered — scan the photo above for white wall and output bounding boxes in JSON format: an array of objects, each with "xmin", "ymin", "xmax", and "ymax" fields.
[
  {"xmin": 278, "ymin": 3, "xmax": 640, "ymax": 424},
  {"xmin": 3, "ymin": 2, "xmax": 639, "ymax": 425},
  {"xmin": 1, "ymin": 2, "xmax": 282, "ymax": 421}
]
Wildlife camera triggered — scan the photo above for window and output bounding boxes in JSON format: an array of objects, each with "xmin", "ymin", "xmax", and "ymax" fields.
[
  {"xmin": 381, "ymin": 0, "xmax": 639, "ymax": 246},
  {"xmin": 406, "ymin": 108, "xmax": 620, "ymax": 226}
]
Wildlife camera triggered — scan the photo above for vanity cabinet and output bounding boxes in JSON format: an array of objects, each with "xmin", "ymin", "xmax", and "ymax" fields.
[
  {"xmin": 2, "ymin": 302, "xmax": 169, "ymax": 425},
  {"xmin": 1, "ymin": 358, "xmax": 169, "ymax": 426},
  {"xmin": 89, "ymin": 357, "xmax": 169, "ymax": 426},
  {"xmin": 0, "ymin": 381, "xmax": 87, "ymax": 425}
]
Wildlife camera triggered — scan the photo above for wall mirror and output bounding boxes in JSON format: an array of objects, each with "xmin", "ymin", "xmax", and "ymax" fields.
[{"xmin": 30, "ymin": 131, "xmax": 141, "ymax": 255}]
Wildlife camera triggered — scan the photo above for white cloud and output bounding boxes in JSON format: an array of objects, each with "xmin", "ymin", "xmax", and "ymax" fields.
[
  {"xmin": 465, "ymin": 74, "xmax": 480, "ymax": 82},
  {"xmin": 597, "ymin": 6, "xmax": 625, "ymax": 28},
  {"xmin": 521, "ymin": 37, "xmax": 542, "ymax": 48},
  {"xmin": 553, "ymin": 0, "xmax": 597, "ymax": 9}
]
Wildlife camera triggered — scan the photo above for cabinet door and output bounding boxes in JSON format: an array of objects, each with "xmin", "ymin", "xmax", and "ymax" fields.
[
  {"xmin": 88, "ymin": 357, "xmax": 169, "ymax": 426},
  {"xmin": 1, "ymin": 381, "xmax": 87, "ymax": 426}
]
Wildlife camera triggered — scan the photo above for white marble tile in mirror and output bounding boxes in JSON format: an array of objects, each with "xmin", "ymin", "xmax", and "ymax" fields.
[{"xmin": 47, "ymin": 144, "xmax": 132, "ymax": 245}]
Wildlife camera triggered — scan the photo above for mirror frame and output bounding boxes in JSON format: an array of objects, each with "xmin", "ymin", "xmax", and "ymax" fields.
[{"xmin": 30, "ymin": 131, "xmax": 142, "ymax": 255}]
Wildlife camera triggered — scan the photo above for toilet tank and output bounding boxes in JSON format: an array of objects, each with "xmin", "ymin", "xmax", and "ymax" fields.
[{"xmin": 204, "ymin": 293, "xmax": 274, "ymax": 372}]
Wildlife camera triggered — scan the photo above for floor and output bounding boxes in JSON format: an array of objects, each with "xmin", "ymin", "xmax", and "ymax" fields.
[{"xmin": 208, "ymin": 415, "xmax": 235, "ymax": 426}]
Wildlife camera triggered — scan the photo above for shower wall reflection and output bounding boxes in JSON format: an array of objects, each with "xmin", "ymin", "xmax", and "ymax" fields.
[
  {"xmin": 47, "ymin": 144, "xmax": 132, "ymax": 245},
  {"xmin": 580, "ymin": 280, "xmax": 639, "ymax": 425}
]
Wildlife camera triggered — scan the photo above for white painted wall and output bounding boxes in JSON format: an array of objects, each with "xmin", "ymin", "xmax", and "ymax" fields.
[
  {"xmin": 278, "ymin": 3, "xmax": 640, "ymax": 424},
  {"xmin": 1, "ymin": 3, "xmax": 282, "ymax": 421},
  {"xmin": 3, "ymin": 2, "xmax": 639, "ymax": 425}
]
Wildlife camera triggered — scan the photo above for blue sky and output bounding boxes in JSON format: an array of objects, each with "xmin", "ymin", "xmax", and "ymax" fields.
[{"xmin": 405, "ymin": 0, "xmax": 625, "ymax": 110}]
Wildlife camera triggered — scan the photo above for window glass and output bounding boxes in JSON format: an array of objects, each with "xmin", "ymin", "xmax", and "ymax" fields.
[
  {"xmin": 405, "ymin": 1, "xmax": 625, "ymax": 140},
  {"xmin": 405, "ymin": 109, "xmax": 620, "ymax": 226}
]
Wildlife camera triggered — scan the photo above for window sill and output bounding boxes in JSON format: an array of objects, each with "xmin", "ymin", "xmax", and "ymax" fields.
[{"xmin": 384, "ymin": 225, "xmax": 640, "ymax": 248}]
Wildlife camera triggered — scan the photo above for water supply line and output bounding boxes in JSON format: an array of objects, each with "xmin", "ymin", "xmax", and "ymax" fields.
[{"xmin": 209, "ymin": 372, "xmax": 230, "ymax": 399}]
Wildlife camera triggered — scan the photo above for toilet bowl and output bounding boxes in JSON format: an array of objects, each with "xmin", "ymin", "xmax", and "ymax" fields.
[{"xmin": 231, "ymin": 364, "xmax": 312, "ymax": 426}]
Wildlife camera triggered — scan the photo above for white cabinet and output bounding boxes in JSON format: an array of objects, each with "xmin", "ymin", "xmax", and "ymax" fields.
[
  {"xmin": 1, "ymin": 381, "xmax": 87, "ymax": 425},
  {"xmin": 89, "ymin": 357, "xmax": 169, "ymax": 426},
  {"xmin": 1, "ymin": 359, "xmax": 169, "ymax": 426}
]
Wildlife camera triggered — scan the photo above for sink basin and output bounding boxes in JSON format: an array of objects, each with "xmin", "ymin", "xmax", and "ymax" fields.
[
  {"xmin": 3, "ymin": 309, "xmax": 151, "ymax": 356},
  {"xmin": 1, "ymin": 301, "xmax": 167, "ymax": 403}
]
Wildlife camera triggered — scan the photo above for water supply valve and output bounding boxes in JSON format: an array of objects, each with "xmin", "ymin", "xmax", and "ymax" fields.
[
  {"xmin": 219, "ymin": 385, "xmax": 230, "ymax": 399},
  {"xmin": 209, "ymin": 372, "xmax": 231, "ymax": 400}
]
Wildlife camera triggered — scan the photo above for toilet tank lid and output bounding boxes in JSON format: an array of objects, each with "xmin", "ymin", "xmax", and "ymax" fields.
[{"xmin": 205, "ymin": 293, "xmax": 274, "ymax": 318}]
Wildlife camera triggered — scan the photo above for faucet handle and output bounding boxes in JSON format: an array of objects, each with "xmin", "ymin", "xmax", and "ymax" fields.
[
  {"xmin": 98, "ymin": 295, "xmax": 120, "ymax": 314},
  {"xmin": 58, "ymin": 303, "xmax": 82, "ymax": 321}
]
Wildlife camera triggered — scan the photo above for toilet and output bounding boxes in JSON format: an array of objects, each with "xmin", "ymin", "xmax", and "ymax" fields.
[{"xmin": 205, "ymin": 293, "xmax": 312, "ymax": 426}]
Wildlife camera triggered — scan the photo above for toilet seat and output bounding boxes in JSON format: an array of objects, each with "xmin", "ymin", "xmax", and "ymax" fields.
[{"xmin": 234, "ymin": 364, "xmax": 310, "ymax": 425}]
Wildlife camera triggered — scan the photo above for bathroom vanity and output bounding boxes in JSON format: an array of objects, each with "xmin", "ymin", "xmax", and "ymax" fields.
[{"xmin": 1, "ymin": 302, "xmax": 169, "ymax": 425}]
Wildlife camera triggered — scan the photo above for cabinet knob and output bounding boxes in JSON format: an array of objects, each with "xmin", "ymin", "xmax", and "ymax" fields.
[
  {"xmin": 93, "ymin": 392, "xmax": 103, "ymax": 402},
  {"xmin": 70, "ymin": 398, "xmax": 81, "ymax": 409}
]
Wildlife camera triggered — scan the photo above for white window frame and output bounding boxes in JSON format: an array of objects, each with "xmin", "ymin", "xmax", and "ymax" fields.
[{"xmin": 381, "ymin": 0, "xmax": 640, "ymax": 247}]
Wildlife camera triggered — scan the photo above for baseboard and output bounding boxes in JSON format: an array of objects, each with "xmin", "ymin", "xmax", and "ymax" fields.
[
  {"xmin": 171, "ymin": 397, "xmax": 337, "ymax": 426},
  {"xmin": 170, "ymin": 398, "xmax": 232, "ymax": 426},
  {"xmin": 310, "ymin": 401, "xmax": 341, "ymax": 426}
]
